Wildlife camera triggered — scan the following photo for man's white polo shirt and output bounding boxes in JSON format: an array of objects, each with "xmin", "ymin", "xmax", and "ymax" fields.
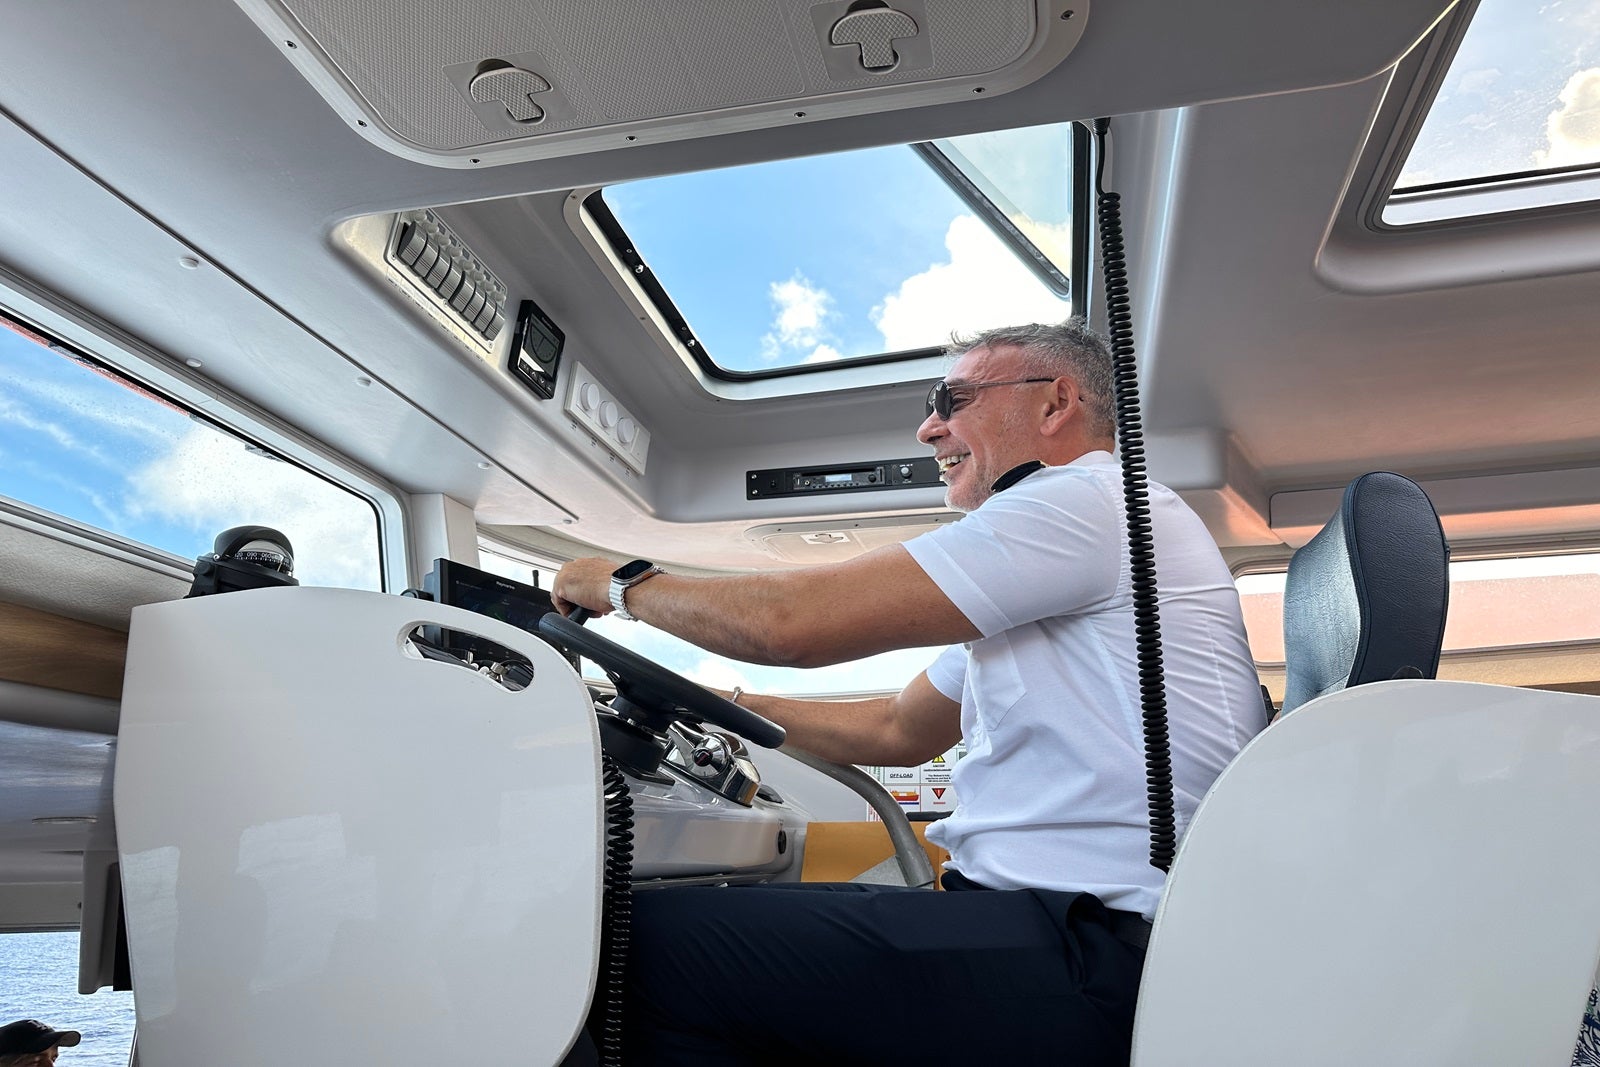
[{"xmin": 904, "ymin": 451, "xmax": 1264, "ymax": 921}]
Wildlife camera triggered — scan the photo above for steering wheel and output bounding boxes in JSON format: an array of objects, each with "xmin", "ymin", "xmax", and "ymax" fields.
[{"xmin": 537, "ymin": 612, "xmax": 786, "ymax": 749}]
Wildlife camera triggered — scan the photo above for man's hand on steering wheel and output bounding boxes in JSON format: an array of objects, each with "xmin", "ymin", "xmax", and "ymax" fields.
[{"xmin": 551, "ymin": 557, "xmax": 618, "ymax": 619}]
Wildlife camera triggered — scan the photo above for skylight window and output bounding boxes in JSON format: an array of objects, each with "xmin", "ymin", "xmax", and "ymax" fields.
[
  {"xmin": 1385, "ymin": 0, "xmax": 1600, "ymax": 225},
  {"xmin": 592, "ymin": 122, "xmax": 1080, "ymax": 379}
]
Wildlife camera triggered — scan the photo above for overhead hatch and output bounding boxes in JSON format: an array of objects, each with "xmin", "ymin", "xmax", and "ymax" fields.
[{"xmin": 232, "ymin": 0, "xmax": 1091, "ymax": 167}]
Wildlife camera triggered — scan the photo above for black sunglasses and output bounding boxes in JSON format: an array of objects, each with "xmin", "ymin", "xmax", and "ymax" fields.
[{"xmin": 925, "ymin": 378, "xmax": 1055, "ymax": 420}]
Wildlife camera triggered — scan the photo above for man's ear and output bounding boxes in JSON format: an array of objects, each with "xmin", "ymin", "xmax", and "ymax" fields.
[{"xmin": 1038, "ymin": 377, "xmax": 1078, "ymax": 437}]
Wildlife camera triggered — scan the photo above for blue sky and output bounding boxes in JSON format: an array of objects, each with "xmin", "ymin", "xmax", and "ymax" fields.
[
  {"xmin": 0, "ymin": 324, "xmax": 381, "ymax": 589},
  {"xmin": 605, "ymin": 134, "xmax": 1074, "ymax": 373}
]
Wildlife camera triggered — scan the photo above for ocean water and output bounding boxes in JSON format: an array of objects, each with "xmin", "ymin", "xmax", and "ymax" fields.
[{"xmin": 0, "ymin": 932, "xmax": 135, "ymax": 1066}]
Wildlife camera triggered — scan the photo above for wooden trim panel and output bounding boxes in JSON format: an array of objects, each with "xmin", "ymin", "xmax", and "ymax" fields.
[{"xmin": 0, "ymin": 600, "xmax": 128, "ymax": 700}]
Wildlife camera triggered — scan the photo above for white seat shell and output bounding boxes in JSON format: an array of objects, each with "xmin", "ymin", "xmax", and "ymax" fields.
[{"xmin": 1135, "ymin": 679, "xmax": 1600, "ymax": 1066}]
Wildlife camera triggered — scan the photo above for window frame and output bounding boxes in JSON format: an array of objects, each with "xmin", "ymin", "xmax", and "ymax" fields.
[
  {"xmin": 581, "ymin": 122, "xmax": 1090, "ymax": 383},
  {"xmin": 0, "ymin": 290, "xmax": 407, "ymax": 592},
  {"xmin": 1373, "ymin": 0, "xmax": 1600, "ymax": 230}
]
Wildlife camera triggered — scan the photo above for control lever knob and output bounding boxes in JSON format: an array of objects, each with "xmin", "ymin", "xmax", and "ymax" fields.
[{"xmin": 689, "ymin": 734, "xmax": 731, "ymax": 777}]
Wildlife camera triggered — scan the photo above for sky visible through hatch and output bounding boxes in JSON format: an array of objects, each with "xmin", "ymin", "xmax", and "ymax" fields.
[
  {"xmin": 604, "ymin": 129, "xmax": 1074, "ymax": 375},
  {"xmin": 1398, "ymin": 0, "xmax": 1600, "ymax": 187}
]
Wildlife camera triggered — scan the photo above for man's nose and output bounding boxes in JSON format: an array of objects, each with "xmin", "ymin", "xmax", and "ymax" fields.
[{"xmin": 915, "ymin": 410, "xmax": 943, "ymax": 444}]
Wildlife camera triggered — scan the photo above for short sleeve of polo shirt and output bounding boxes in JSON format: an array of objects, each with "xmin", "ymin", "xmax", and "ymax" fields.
[
  {"xmin": 902, "ymin": 466, "xmax": 1125, "ymax": 637},
  {"xmin": 925, "ymin": 644, "xmax": 966, "ymax": 702}
]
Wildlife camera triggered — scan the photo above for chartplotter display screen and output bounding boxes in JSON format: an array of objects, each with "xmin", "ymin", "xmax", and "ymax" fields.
[{"xmin": 422, "ymin": 558, "xmax": 574, "ymax": 667}]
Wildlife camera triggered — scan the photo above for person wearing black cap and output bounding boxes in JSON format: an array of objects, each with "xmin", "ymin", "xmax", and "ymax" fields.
[{"xmin": 0, "ymin": 1020, "xmax": 81, "ymax": 1064}]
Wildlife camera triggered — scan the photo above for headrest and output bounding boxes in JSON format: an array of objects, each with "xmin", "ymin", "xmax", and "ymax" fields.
[{"xmin": 1281, "ymin": 472, "xmax": 1448, "ymax": 713}]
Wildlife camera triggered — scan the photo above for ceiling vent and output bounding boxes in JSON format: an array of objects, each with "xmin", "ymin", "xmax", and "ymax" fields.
[{"xmin": 232, "ymin": 0, "xmax": 1090, "ymax": 167}]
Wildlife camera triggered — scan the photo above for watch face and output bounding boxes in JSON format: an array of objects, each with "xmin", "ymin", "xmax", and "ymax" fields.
[{"xmin": 613, "ymin": 559, "xmax": 655, "ymax": 582}]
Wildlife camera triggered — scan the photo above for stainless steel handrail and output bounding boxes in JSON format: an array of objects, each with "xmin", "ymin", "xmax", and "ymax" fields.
[{"xmin": 781, "ymin": 747, "xmax": 937, "ymax": 889}]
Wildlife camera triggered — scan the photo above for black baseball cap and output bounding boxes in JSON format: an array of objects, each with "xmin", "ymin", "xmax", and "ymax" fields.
[{"xmin": 0, "ymin": 1019, "xmax": 82, "ymax": 1054}]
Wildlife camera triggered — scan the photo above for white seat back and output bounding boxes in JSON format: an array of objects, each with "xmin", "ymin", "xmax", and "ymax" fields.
[
  {"xmin": 1134, "ymin": 680, "xmax": 1600, "ymax": 1066},
  {"xmin": 116, "ymin": 587, "xmax": 603, "ymax": 1067}
]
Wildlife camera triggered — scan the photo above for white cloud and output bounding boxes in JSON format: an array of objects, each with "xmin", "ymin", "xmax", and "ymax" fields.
[
  {"xmin": 126, "ymin": 426, "xmax": 380, "ymax": 589},
  {"xmin": 872, "ymin": 214, "xmax": 1070, "ymax": 352},
  {"xmin": 771, "ymin": 276, "xmax": 829, "ymax": 342},
  {"xmin": 0, "ymin": 394, "xmax": 115, "ymax": 466},
  {"xmin": 759, "ymin": 273, "xmax": 839, "ymax": 364},
  {"xmin": 1535, "ymin": 67, "xmax": 1600, "ymax": 168}
]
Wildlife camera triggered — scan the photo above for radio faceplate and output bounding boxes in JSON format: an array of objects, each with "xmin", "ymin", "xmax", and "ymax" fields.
[{"xmin": 747, "ymin": 457, "xmax": 941, "ymax": 499}]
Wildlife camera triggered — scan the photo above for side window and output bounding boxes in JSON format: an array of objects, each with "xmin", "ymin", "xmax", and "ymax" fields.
[
  {"xmin": 0, "ymin": 931, "xmax": 135, "ymax": 1061},
  {"xmin": 1, "ymin": 313, "xmax": 385, "ymax": 589},
  {"xmin": 1235, "ymin": 572, "xmax": 1287, "ymax": 665},
  {"xmin": 1236, "ymin": 552, "xmax": 1600, "ymax": 668},
  {"xmin": 476, "ymin": 543, "xmax": 945, "ymax": 697}
]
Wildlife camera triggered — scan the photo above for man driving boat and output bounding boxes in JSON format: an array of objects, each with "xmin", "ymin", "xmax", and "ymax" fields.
[{"xmin": 554, "ymin": 318, "xmax": 1265, "ymax": 1064}]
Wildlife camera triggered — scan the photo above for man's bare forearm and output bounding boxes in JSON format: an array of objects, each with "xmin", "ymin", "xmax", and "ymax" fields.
[
  {"xmin": 552, "ymin": 551, "xmax": 980, "ymax": 669},
  {"xmin": 720, "ymin": 677, "xmax": 960, "ymax": 768},
  {"xmin": 730, "ymin": 693, "xmax": 903, "ymax": 765}
]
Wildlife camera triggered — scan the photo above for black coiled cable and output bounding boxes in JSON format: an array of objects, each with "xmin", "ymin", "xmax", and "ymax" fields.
[
  {"xmin": 598, "ymin": 754, "xmax": 635, "ymax": 1066},
  {"xmin": 1092, "ymin": 117, "xmax": 1176, "ymax": 873}
]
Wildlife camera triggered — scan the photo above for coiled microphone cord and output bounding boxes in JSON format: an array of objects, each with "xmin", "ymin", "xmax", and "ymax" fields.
[
  {"xmin": 1093, "ymin": 117, "xmax": 1176, "ymax": 872},
  {"xmin": 598, "ymin": 754, "xmax": 635, "ymax": 1066}
]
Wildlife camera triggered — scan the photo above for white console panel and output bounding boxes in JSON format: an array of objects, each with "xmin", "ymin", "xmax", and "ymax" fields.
[{"xmin": 116, "ymin": 587, "xmax": 602, "ymax": 1067}]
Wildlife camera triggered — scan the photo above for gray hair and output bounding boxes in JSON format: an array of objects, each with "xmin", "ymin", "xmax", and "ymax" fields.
[{"xmin": 947, "ymin": 318, "xmax": 1116, "ymax": 439}]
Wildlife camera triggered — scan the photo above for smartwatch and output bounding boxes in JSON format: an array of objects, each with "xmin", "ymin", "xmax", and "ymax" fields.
[{"xmin": 608, "ymin": 559, "xmax": 663, "ymax": 621}]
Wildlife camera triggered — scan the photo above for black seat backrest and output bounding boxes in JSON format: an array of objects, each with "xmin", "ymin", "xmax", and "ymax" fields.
[{"xmin": 1281, "ymin": 472, "xmax": 1449, "ymax": 714}]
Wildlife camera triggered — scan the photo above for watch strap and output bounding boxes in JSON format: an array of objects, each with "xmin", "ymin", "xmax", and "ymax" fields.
[{"xmin": 609, "ymin": 564, "xmax": 662, "ymax": 621}]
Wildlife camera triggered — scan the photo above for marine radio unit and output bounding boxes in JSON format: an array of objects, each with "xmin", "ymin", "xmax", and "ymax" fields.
[{"xmin": 746, "ymin": 457, "xmax": 941, "ymax": 499}]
